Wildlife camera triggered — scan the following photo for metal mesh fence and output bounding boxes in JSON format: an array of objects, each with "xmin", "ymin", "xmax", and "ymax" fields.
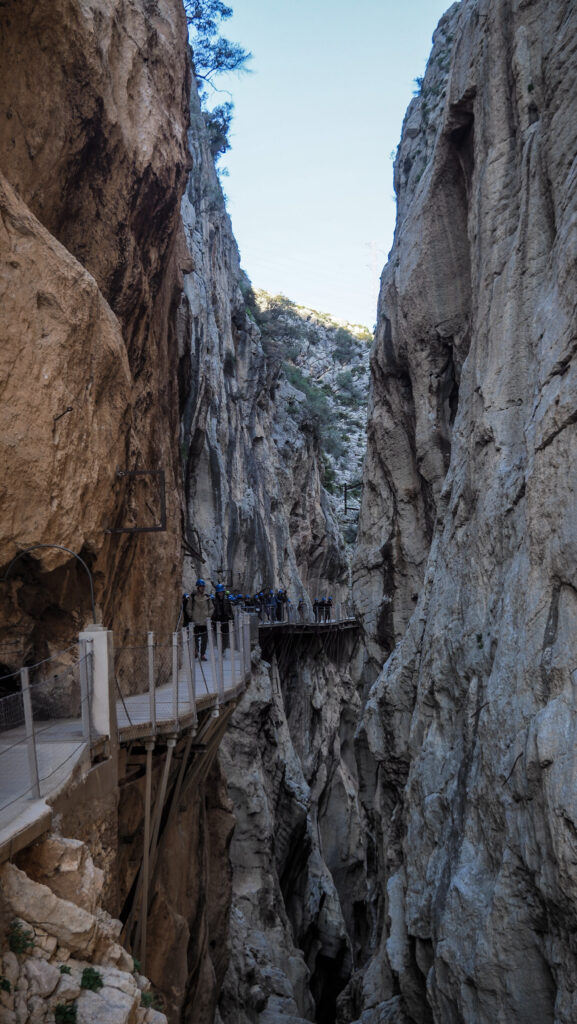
[
  {"xmin": 114, "ymin": 644, "xmax": 149, "ymax": 699},
  {"xmin": 0, "ymin": 649, "xmax": 84, "ymax": 732},
  {"xmin": 0, "ymin": 650, "xmax": 92, "ymax": 817},
  {"xmin": 0, "ymin": 690, "xmax": 24, "ymax": 732},
  {"xmin": 30, "ymin": 661, "xmax": 82, "ymax": 721},
  {"xmin": 114, "ymin": 638, "xmax": 174, "ymax": 700}
]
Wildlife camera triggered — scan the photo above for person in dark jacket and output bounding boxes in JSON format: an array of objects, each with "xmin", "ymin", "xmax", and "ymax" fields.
[
  {"xmin": 182, "ymin": 592, "xmax": 191, "ymax": 628},
  {"xmin": 212, "ymin": 583, "xmax": 234, "ymax": 651},
  {"xmin": 265, "ymin": 589, "xmax": 276, "ymax": 622},
  {"xmin": 186, "ymin": 579, "xmax": 212, "ymax": 660}
]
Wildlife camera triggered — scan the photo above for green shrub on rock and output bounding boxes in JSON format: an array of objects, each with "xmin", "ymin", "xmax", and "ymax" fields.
[
  {"xmin": 8, "ymin": 921, "xmax": 34, "ymax": 955},
  {"xmin": 55, "ymin": 1005, "xmax": 77, "ymax": 1024},
  {"xmin": 80, "ymin": 966, "xmax": 103, "ymax": 992}
]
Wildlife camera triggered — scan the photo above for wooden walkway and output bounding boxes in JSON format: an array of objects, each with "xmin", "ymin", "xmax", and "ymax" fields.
[
  {"xmin": 0, "ymin": 614, "xmax": 358, "ymax": 861},
  {"xmin": 116, "ymin": 650, "xmax": 246, "ymax": 740},
  {"xmin": 0, "ymin": 649, "xmax": 246, "ymax": 859},
  {"xmin": 259, "ymin": 617, "xmax": 358, "ymax": 635}
]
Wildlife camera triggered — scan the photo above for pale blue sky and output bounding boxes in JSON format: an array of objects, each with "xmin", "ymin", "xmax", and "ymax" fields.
[{"xmin": 212, "ymin": 0, "xmax": 455, "ymax": 327}]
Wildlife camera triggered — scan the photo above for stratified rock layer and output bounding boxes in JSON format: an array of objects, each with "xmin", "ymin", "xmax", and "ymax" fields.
[
  {"xmin": 353, "ymin": 1, "xmax": 577, "ymax": 1021},
  {"xmin": 218, "ymin": 630, "xmax": 367, "ymax": 1024},
  {"xmin": 0, "ymin": 0, "xmax": 191, "ymax": 647},
  {"xmin": 0, "ymin": 836, "xmax": 166, "ymax": 1024},
  {"xmin": 178, "ymin": 90, "xmax": 348, "ymax": 601}
]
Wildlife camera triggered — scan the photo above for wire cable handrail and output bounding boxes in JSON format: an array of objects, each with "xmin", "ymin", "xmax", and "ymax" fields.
[
  {"xmin": 0, "ymin": 619, "xmax": 254, "ymax": 832},
  {"xmin": 0, "ymin": 644, "xmax": 79, "ymax": 681}
]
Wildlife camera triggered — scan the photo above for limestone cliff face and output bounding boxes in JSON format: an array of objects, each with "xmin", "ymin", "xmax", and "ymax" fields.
[
  {"xmin": 178, "ymin": 93, "xmax": 348, "ymax": 601},
  {"xmin": 0, "ymin": 0, "xmax": 191, "ymax": 651},
  {"xmin": 218, "ymin": 633, "xmax": 367, "ymax": 1024},
  {"xmin": 353, "ymin": 1, "xmax": 577, "ymax": 1021},
  {"xmin": 0, "ymin": 835, "xmax": 168, "ymax": 1024}
]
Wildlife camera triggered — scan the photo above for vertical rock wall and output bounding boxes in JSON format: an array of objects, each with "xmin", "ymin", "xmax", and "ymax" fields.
[
  {"xmin": 353, "ymin": 1, "xmax": 577, "ymax": 1021},
  {"xmin": 0, "ymin": 0, "xmax": 191, "ymax": 649},
  {"xmin": 218, "ymin": 632, "xmax": 369, "ymax": 1024},
  {"xmin": 178, "ymin": 89, "xmax": 347, "ymax": 600}
]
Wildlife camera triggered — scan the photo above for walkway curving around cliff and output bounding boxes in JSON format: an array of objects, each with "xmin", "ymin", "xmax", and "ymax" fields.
[{"xmin": 0, "ymin": 617, "xmax": 252, "ymax": 861}]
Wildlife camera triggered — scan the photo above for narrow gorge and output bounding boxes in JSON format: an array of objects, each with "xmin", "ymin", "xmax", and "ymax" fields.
[{"xmin": 2, "ymin": 1, "xmax": 577, "ymax": 1023}]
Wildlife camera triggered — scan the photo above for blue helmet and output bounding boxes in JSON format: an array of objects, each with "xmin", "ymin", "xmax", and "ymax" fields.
[
  {"xmin": 196, "ymin": 578, "xmax": 205, "ymax": 587},
  {"xmin": 216, "ymin": 583, "xmax": 225, "ymax": 592}
]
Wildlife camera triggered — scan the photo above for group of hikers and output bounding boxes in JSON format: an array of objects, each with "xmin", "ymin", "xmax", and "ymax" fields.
[{"xmin": 182, "ymin": 578, "xmax": 335, "ymax": 659}]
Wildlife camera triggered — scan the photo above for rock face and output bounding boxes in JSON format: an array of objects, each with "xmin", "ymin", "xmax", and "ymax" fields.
[
  {"xmin": 352, "ymin": 1, "xmax": 577, "ymax": 1021},
  {"xmin": 178, "ymin": 91, "xmax": 348, "ymax": 602},
  {"xmin": 0, "ymin": 836, "xmax": 166, "ymax": 1024},
  {"xmin": 218, "ymin": 630, "xmax": 367, "ymax": 1024},
  {"xmin": 0, "ymin": 0, "xmax": 191, "ymax": 652},
  {"xmin": 115, "ymin": 753, "xmax": 235, "ymax": 1024}
]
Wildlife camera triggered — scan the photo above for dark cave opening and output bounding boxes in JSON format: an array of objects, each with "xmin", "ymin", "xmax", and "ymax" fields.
[{"xmin": 311, "ymin": 949, "xmax": 349, "ymax": 1024}]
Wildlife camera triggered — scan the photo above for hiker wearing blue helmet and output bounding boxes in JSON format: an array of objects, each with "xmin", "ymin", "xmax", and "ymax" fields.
[
  {"xmin": 186, "ymin": 578, "xmax": 212, "ymax": 660},
  {"xmin": 212, "ymin": 582, "xmax": 234, "ymax": 651}
]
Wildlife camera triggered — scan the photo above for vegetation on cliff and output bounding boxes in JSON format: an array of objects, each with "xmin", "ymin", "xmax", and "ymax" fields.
[{"xmin": 243, "ymin": 284, "xmax": 372, "ymax": 545}]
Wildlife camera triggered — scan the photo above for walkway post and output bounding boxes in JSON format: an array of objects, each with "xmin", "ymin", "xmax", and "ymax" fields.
[
  {"xmin": 182, "ymin": 627, "xmax": 196, "ymax": 726},
  {"xmin": 206, "ymin": 619, "xmax": 219, "ymax": 709},
  {"xmin": 171, "ymin": 632, "xmax": 179, "ymax": 725},
  {"xmin": 244, "ymin": 614, "xmax": 251, "ymax": 676},
  {"xmin": 230, "ymin": 613, "xmax": 237, "ymax": 690},
  {"xmin": 215, "ymin": 622, "xmax": 224, "ymax": 700},
  {"xmin": 140, "ymin": 738, "xmax": 155, "ymax": 973},
  {"xmin": 20, "ymin": 667, "xmax": 40, "ymax": 799},
  {"xmin": 78, "ymin": 625, "xmax": 117, "ymax": 760},
  {"xmin": 78, "ymin": 637, "xmax": 92, "ymax": 743},
  {"xmin": 147, "ymin": 632, "xmax": 156, "ymax": 734},
  {"xmin": 236, "ymin": 611, "xmax": 244, "ymax": 682}
]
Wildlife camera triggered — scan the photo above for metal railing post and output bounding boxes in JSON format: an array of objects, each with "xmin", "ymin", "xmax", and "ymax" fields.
[
  {"xmin": 230, "ymin": 612, "xmax": 237, "ymax": 692},
  {"xmin": 182, "ymin": 627, "xmax": 196, "ymax": 727},
  {"xmin": 237, "ymin": 611, "xmax": 245, "ymax": 683},
  {"xmin": 20, "ymin": 667, "xmax": 40, "ymax": 799},
  {"xmin": 140, "ymin": 738, "xmax": 155, "ymax": 973},
  {"xmin": 79, "ymin": 625, "xmax": 116, "ymax": 745},
  {"xmin": 78, "ymin": 637, "xmax": 92, "ymax": 743},
  {"xmin": 148, "ymin": 632, "xmax": 156, "ymax": 733},
  {"xmin": 216, "ymin": 622, "xmax": 224, "ymax": 700},
  {"xmin": 172, "ymin": 632, "xmax": 179, "ymax": 725},
  {"xmin": 206, "ymin": 618, "xmax": 219, "ymax": 706},
  {"xmin": 244, "ymin": 613, "xmax": 251, "ymax": 676}
]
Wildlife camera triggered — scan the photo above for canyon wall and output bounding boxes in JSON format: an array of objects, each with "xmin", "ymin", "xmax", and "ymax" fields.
[
  {"xmin": 217, "ymin": 630, "xmax": 368, "ymax": 1024},
  {"xmin": 352, "ymin": 1, "xmax": 577, "ymax": 1021},
  {"xmin": 178, "ymin": 91, "xmax": 348, "ymax": 602},
  {"xmin": 0, "ymin": 5, "xmax": 354, "ymax": 1023},
  {"xmin": 0, "ymin": 0, "xmax": 191, "ymax": 654},
  {"xmin": 1, "ymin": 835, "xmax": 168, "ymax": 1024}
]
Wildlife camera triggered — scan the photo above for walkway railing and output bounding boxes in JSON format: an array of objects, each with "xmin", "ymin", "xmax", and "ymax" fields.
[
  {"xmin": 0, "ymin": 644, "xmax": 93, "ymax": 823},
  {"xmin": 251, "ymin": 598, "xmax": 355, "ymax": 626},
  {"xmin": 114, "ymin": 612, "xmax": 251, "ymax": 740},
  {"xmin": 0, "ymin": 613, "xmax": 252, "ymax": 833}
]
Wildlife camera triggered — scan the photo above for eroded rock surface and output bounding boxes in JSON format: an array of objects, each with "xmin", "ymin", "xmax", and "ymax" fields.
[
  {"xmin": 1, "ymin": 836, "xmax": 165, "ymax": 1024},
  {"xmin": 218, "ymin": 630, "xmax": 368, "ymax": 1024},
  {"xmin": 353, "ymin": 1, "xmax": 577, "ymax": 1021},
  {"xmin": 0, "ymin": 0, "xmax": 191, "ymax": 649},
  {"xmin": 178, "ymin": 90, "xmax": 348, "ymax": 601}
]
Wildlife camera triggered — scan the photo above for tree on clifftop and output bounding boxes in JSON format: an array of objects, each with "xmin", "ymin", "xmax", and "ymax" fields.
[
  {"xmin": 183, "ymin": 0, "xmax": 251, "ymax": 166},
  {"xmin": 183, "ymin": 0, "xmax": 251, "ymax": 84}
]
